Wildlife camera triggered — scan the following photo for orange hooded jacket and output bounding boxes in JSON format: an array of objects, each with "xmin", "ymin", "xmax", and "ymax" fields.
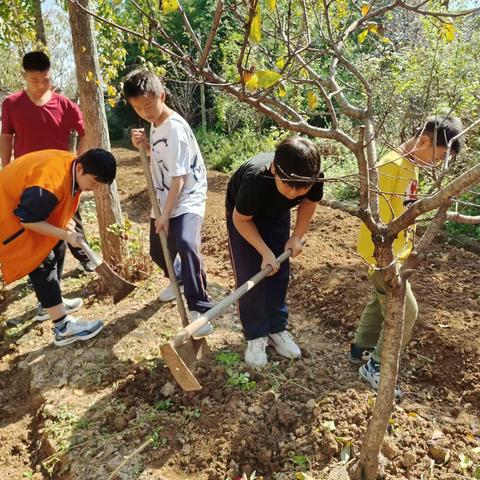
[{"xmin": 0, "ymin": 149, "xmax": 80, "ymax": 284}]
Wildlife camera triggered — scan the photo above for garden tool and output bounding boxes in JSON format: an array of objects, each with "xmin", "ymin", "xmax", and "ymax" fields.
[
  {"xmin": 79, "ymin": 239, "xmax": 136, "ymax": 304},
  {"xmin": 160, "ymin": 249, "xmax": 293, "ymax": 391},
  {"xmin": 138, "ymin": 148, "xmax": 209, "ymax": 367}
]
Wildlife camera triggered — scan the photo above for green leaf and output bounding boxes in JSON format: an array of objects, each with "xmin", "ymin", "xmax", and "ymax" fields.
[
  {"xmin": 459, "ymin": 453, "xmax": 472, "ymax": 470},
  {"xmin": 256, "ymin": 70, "xmax": 282, "ymax": 88}
]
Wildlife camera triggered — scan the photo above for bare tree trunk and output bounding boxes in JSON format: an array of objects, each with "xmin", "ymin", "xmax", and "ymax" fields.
[
  {"xmin": 352, "ymin": 242, "xmax": 406, "ymax": 480},
  {"xmin": 67, "ymin": 0, "xmax": 125, "ymax": 264},
  {"xmin": 32, "ymin": 0, "xmax": 47, "ymax": 47}
]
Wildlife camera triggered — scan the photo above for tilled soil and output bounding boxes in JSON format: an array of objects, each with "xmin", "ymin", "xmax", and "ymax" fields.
[{"xmin": 0, "ymin": 147, "xmax": 479, "ymax": 480}]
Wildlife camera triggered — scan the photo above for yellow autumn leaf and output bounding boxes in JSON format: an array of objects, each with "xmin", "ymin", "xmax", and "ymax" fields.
[
  {"xmin": 368, "ymin": 23, "xmax": 378, "ymax": 33},
  {"xmin": 300, "ymin": 67, "xmax": 309, "ymax": 79},
  {"xmin": 256, "ymin": 69, "xmax": 282, "ymax": 88},
  {"xmin": 358, "ymin": 29, "xmax": 369, "ymax": 44},
  {"xmin": 249, "ymin": 4, "xmax": 262, "ymax": 45},
  {"xmin": 245, "ymin": 73, "xmax": 259, "ymax": 91},
  {"xmin": 381, "ymin": 36, "xmax": 392, "ymax": 44},
  {"xmin": 275, "ymin": 56, "xmax": 285, "ymax": 69},
  {"xmin": 85, "ymin": 71, "xmax": 94, "ymax": 82},
  {"xmin": 162, "ymin": 0, "xmax": 179, "ymax": 15},
  {"xmin": 107, "ymin": 98, "xmax": 116, "ymax": 108},
  {"xmin": 441, "ymin": 22, "xmax": 455, "ymax": 43},
  {"xmin": 107, "ymin": 85, "xmax": 117, "ymax": 97},
  {"xmin": 278, "ymin": 82, "xmax": 286, "ymax": 97},
  {"xmin": 266, "ymin": 0, "xmax": 276, "ymax": 12},
  {"xmin": 307, "ymin": 90, "xmax": 318, "ymax": 110},
  {"xmin": 361, "ymin": 2, "xmax": 371, "ymax": 16}
]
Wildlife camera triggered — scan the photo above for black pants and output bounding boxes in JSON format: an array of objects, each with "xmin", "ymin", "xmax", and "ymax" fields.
[
  {"xmin": 67, "ymin": 210, "xmax": 89, "ymax": 264},
  {"xmin": 29, "ymin": 240, "xmax": 65, "ymax": 308},
  {"xmin": 150, "ymin": 214, "xmax": 214, "ymax": 313},
  {"xmin": 226, "ymin": 209, "xmax": 290, "ymax": 340}
]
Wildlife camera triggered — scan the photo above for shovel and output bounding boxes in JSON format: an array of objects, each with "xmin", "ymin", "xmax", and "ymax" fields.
[
  {"xmin": 160, "ymin": 249, "xmax": 292, "ymax": 391},
  {"xmin": 138, "ymin": 147, "xmax": 209, "ymax": 366},
  {"xmin": 79, "ymin": 239, "xmax": 136, "ymax": 304}
]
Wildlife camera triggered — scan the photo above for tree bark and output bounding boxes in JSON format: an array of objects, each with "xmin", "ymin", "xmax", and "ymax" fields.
[
  {"xmin": 32, "ymin": 0, "xmax": 47, "ymax": 47},
  {"xmin": 352, "ymin": 241, "xmax": 407, "ymax": 480},
  {"xmin": 67, "ymin": 0, "xmax": 125, "ymax": 264}
]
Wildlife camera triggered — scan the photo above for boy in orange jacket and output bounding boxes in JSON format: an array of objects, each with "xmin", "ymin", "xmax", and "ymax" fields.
[{"xmin": 0, "ymin": 148, "xmax": 117, "ymax": 346}]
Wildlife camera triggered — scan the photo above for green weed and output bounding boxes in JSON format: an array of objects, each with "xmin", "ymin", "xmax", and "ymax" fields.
[
  {"xmin": 226, "ymin": 371, "xmax": 256, "ymax": 392},
  {"xmin": 215, "ymin": 349, "xmax": 242, "ymax": 368},
  {"xmin": 154, "ymin": 399, "xmax": 173, "ymax": 412}
]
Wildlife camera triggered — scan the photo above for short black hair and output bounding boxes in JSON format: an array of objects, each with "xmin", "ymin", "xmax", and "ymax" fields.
[
  {"xmin": 123, "ymin": 69, "xmax": 164, "ymax": 99},
  {"xmin": 22, "ymin": 51, "xmax": 50, "ymax": 72},
  {"xmin": 273, "ymin": 136, "xmax": 322, "ymax": 189},
  {"xmin": 77, "ymin": 149, "xmax": 117, "ymax": 184},
  {"xmin": 416, "ymin": 115, "xmax": 464, "ymax": 155}
]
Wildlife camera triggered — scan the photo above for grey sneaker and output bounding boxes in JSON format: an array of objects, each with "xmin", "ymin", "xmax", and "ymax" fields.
[
  {"xmin": 268, "ymin": 330, "xmax": 301, "ymax": 359},
  {"xmin": 158, "ymin": 283, "xmax": 184, "ymax": 302},
  {"xmin": 53, "ymin": 315, "xmax": 104, "ymax": 347},
  {"xmin": 245, "ymin": 336, "xmax": 269, "ymax": 369},
  {"xmin": 35, "ymin": 297, "xmax": 84, "ymax": 322},
  {"xmin": 359, "ymin": 359, "xmax": 402, "ymax": 397},
  {"xmin": 189, "ymin": 311, "xmax": 214, "ymax": 339}
]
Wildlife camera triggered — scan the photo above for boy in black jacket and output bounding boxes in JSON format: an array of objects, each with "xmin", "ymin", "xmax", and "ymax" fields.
[{"xmin": 226, "ymin": 137, "xmax": 323, "ymax": 369}]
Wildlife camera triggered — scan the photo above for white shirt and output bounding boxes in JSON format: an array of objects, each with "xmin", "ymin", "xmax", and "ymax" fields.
[{"xmin": 149, "ymin": 112, "xmax": 207, "ymax": 218}]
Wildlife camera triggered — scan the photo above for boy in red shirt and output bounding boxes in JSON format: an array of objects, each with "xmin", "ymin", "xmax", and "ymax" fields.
[{"xmin": 0, "ymin": 52, "xmax": 86, "ymax": 162}]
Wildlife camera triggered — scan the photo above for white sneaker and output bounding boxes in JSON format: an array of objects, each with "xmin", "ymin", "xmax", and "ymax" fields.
[
  {"xmin": 245, "ymin": 336, "xmax": 269, "ymax": 369},
  {"xmin": 268, "ymin": 330, "xmax": 301, "ymax": 359},
  {"xmin": 53, "ymin": 315, "xmax": 104, "ymax": 347},
  {"xmin": 158, "ymin": 283, "xmax": 183, "ymax": 302},
  {"xmin": 189, "ymin": 311, "xmax": 214, "ymax": 339},
  {"xmin": 34, "ymin": 297, "xmax": 84, "ymax": 322}
]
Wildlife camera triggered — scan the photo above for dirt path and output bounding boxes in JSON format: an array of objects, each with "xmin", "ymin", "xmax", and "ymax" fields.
[{"xmin": 1, "ymin": 147, "xmax": 479, "ymax": 480}]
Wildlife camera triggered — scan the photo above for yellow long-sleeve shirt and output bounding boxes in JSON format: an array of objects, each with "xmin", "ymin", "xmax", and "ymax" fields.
[{"xmin": 357, "ymin": 150, "xmax": 419, "ymax": 265}]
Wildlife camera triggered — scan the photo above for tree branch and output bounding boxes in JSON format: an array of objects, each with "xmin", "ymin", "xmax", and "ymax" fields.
[{"xmin": 446, "ymin": 211, "xmax": 480, "ymax": 224}]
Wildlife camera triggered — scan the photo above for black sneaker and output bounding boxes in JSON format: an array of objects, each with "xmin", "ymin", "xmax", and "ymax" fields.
[
  {"xmin": 348, "ymin": 343, "xmax": 375, "ymax": 364},
  {"xmin": 359, "ymin": 358, "xmax": 402, "ymax": 397},
  {"xmin": 78, "ymin": 260, "xmax": 96, "ymax": 273}
]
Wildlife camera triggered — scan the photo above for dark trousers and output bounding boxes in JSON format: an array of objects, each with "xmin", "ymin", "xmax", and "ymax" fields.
[
  {"xmin": 67, "ymin": 210, "xmax": 89, "ymax": 264},
  {"xmin": 149, "ymin": 214, "xmax": 213, "ymax": 313},
  {"xmin": 29, "ymin": 240, "xmax": 65, "ymax": 308},
  {"xmin": 226, "ymin": 210, "xmax": 290, "ymax": 340}
]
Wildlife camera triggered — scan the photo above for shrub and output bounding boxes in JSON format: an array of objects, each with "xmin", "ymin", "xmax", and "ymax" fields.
[{"xmin": 196, "ymin": 127, "xmax": 283, "ymax": 172}]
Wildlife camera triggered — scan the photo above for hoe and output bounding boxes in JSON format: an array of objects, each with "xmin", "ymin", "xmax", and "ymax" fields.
[
  {"xmin": 79, "ymin": 239, "xmax": 136, "ymax": 304},
  {"xmin": 160, "ymin": 250, "xmax": 292, "ymax": 391}
]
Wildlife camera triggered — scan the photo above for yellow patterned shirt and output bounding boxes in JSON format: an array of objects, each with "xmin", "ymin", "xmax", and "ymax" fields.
[{"xmin": 357, "ymin": 150, "xmax": 419, "ymax": 265}]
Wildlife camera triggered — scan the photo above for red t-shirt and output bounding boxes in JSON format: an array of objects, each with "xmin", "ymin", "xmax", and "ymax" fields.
[{"xmin": 1, "ymin": 91, "xmax": 85, "ymax": 158}]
